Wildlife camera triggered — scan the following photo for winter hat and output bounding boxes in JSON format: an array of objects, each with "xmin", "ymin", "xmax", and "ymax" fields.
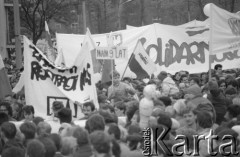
[
  {"xmin": 157, "ymin": 71, "xmax": 168, "ymax": 81},
  {"xmin": 208, "ymin": 81, "xmax": 219, "ymax": 91},
  {"xmin": 143, "ymin": 84, "xmax": 157, "ymax": 100},
  {"xmin": 139, "ymin": 97, "xmax": 154, "ymax": 129},
  {"xmin": 185, "ymin": 84, "xmax": 202, "ymax": 97}
]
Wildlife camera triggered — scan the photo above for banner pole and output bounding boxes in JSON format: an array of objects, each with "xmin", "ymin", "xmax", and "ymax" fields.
[
  {"xmin": 111, "ymin": 59, "xmax": 114, "ymax": 105},
  {"xmin": 209, "ymin": 4, "xmax": 213, "ymax": 81},
  {"xmin": 121, "ymin": 53, "xmax": 133, "ymax": 80}
]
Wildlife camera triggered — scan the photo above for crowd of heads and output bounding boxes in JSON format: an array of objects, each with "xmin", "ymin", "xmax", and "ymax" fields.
[{"xmin": 1, "ymin": 64, "xmax": 240, "ymax": 157}]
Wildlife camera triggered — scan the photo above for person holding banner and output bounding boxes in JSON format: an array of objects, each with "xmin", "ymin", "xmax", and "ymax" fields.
[{"xmin": 108, "ymin": 70, "xmax": 136, "ymax": 102}]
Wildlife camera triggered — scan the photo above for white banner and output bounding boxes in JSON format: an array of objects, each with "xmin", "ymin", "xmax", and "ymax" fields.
[
  {"xmin": 57, "ymin": 22, "xmax": 240, "ymax": 77},
  {"xmin": 24, "ymin": 36, "xmax": 98, "ymax": 119},
  {"xmin": 210, "ymin": 3, "xmax": 240, "ymax": 54}
]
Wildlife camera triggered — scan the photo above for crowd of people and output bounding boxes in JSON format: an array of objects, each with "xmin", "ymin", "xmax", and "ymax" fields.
[{"xmin": 1, "ymin": 63, "xmax": 240, "ymax": 157}]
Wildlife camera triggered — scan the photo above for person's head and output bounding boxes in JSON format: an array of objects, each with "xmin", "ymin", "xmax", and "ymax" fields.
[
  {"xmin": 110, "ymin": 70, "xmax": 120, "ymax": 86},
  {"xmin": 201, "ymin": 72, "xmax": 207, "ymax": 80},
  {"xmin": 125, "ymin": 101, "xmax": 139, "ymax": 124},
  {"xmin": 32, "ymin": 116, "xmax": 44, "ymax": 126},
  {"xmin": 232, "ymin": 96, "xmax": 240, "ymax": 106},
  {"xmin": 158, "ymin": 96, "xmax": 172, "ymax": 107},
  {"xmin": 0, "ymin": 122, "xmax": 17, "ymax": 140},
  {"xmin": 157, "ymin": 112, "xmax": 172, "ymax": 129},
  {"xmin": 176, "ymin": 128, "xmax": 198, "ymax": 151},
  {"xmin": 173, "ymin": 99, "xmax": 187, "ymax": 117},
  {"xmin": 0, "ymin": 112, "xmax": 9, "ymax": 126},
  {"xmin": 214, "ymin": 64, "xmax": 222, "ymax": 74},
  {"xmin": 225, "ymin": 104, "xmax": 240, "ymax": 121},
  {"xmin": 179, "ymin": 83, "xmax": 187, "ymax": 91},
  {"xmin": 99, "ymin": 110, "xmax": 117, "ymax": 124},
  {"xmin": 38, "ymin": 137, "xmax": 57, "ymax": 157},
  {"xmin": 123, "ymin": 77, "xmax": 131, "ymax": 84},
  {"xmin": 58, "ymin": 108, "xmax": 72, "ymax": 124},
  {"xmin": 108, "ymin": 123, "xmax": 121, "ymax": 140},
  {"xmin": 26, "ymin": 139, "xmax": 46, "ymax": 157},
  {"xmin": 227, "ymin": 79, "xmax": 239, "ymax": 90},
  {"xmin": 37, "ymin": 122, "xmax": 52, "ymax": 137},
  {"xmin": 61, "ymin": 137, "xmax": 77, "ymax": 156},
  {"xmin": 182, "ymin": 107, "xmax": 196, "ymax": 127},
  {"xmin": 19, "ymin": 121, "xmax": 36, "ymax": 140},
  {"xmin": 85, "ymin": 114, "xmax": 105, "ymax": 133},
  {"xmin": 22, "ymin": 105, "xmax": 35, "ymax": 121},
  {"xmin": 193, "ymin": 110, "xmax": 213, "ymax": 130},
  {"xmin": 211, "ymin": 74, "xmax": 220, "ymax": 82},
  {"xmin": 90, "ymin": 131, "xmax": 111, "ymax": 155},
  {"xmin": 131, "ymin": 110, "xmax": 140, "ymax": 126},
  {"xmin": 218, "ymin": 79, "xmax": 227, "ymax": 92},
  {"xmin": 184, "ymin": 84, "xmax": 202, "ymax": 100},
  {"xmin": 4, "ymin": 94, "xmax": 13, "ymax": 103},
  {"xmin": 189, "ymin": 77, "xmax": 200, "ymax": 86},
  {"xmin": 49, "ymin": 133, "xmax": 62, "ymax": 152},
  {"xmin": 2, "ymin": 147, "xmax": 25, "ymax": 157},
  {"xmin": 51, "ymin": 101, "xmax": 64, "ymax": 117},
  {"xmin": 157, "ymin": 71, "xmax": 168, "ymax": 81},
  {"xmin": 11, "ymin": 102, "xmax": 23, "ymax": 121},
  {"xmin": 114, "ymin": 101, "xmax": 126, "ymax": 117},
  {"xmin": 101, "ymin": 103, "xmax": 115, "ymax": 114},
  {"xmin": 82, "ymin": 101, "xmax": 95, "ymax": 118},
  {"xmin": 225, "ymin": 87, "xmax": 238, "ymax": 101},
  {"xmin": 126, "ymin": 131, "xmax": 142, "ymax": 150},
  {"xmin": 173, "ymin": 72, "xmax": 181, "ymax": 81},
  {"xmin": 180, "ymin": 74, "xmax": 188, "ymax": 84},
  {"xmin": 0, "ymin": 101, "xmax": 12, "ymax": 117},
  {"xmin": 73, "ymin": 127, "xmax": 90, "ymax": 147}
]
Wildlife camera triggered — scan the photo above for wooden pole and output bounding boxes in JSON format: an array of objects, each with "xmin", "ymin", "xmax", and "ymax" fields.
[
  {"xmin": 13, "ymin": 0, "xmax": 22, "ymax": 69},
  {"xmin": 121, "ymin": 53, "xmax": 133, "ymax": 80},
  {"xmin": 209, "ymin": 3, "xmax": 213, "ymax": 81}
]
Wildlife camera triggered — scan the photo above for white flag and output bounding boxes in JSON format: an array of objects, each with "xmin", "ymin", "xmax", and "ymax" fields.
[
  {"xmin": 209, "ymin": 3, "xmax": 240, "ymax": 54},
  {"xmin": 129, "ymin": 40, "xmax": 157, "ymax": 79}
]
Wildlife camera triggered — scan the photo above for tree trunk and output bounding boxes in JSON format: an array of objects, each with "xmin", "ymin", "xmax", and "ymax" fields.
[
  {"xmin": 230, "ymin": 0, "xmax": 235, "ymax": 12},
  {"xmin": 103, "ymin": 0, "xmax": 107, "ymax": 32},
  {"xmin": 140, "ymin": 0, "xmax": 144, "ymax": 25},
  {"xmin": 197, "ymin": 0, "xmax": 206, "ymax": 20}
]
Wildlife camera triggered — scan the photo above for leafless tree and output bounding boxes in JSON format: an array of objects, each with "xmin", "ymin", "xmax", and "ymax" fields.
[{"xmin": 20, "ymin": 0, "xmax": 67, "ymax": 44}]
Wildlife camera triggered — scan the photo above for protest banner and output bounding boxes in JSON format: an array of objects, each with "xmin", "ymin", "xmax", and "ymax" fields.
[
  {"xmin": 207, "ymin": 3, "xmax": 240, "ymax": 55},
  {"xmin": 24, "ymin": 36, "xmax": 98, "ymax": 119},
  {"xmin": 56, "ymin": 21, "xmax": 240, "ymax": 77}
]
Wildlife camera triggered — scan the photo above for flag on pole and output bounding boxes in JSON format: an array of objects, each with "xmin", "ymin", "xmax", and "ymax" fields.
[
  {"xmin": 0, "ymin": 55, "xmax": 12, "ymax": 99},
  {"xmin": 129, "ymin": 40, "xmax": 157, "ymax": 79},
  {"xmin": 45, "ymin": 21, "xmax": 53, "ymax": 47},
  {"xmin": 83, "ymin": 28, "xmax": 102, "ymax": 73},
  {"xmin": 209, "ymin": 3, "xmax": 240, "ymax": 54}
]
